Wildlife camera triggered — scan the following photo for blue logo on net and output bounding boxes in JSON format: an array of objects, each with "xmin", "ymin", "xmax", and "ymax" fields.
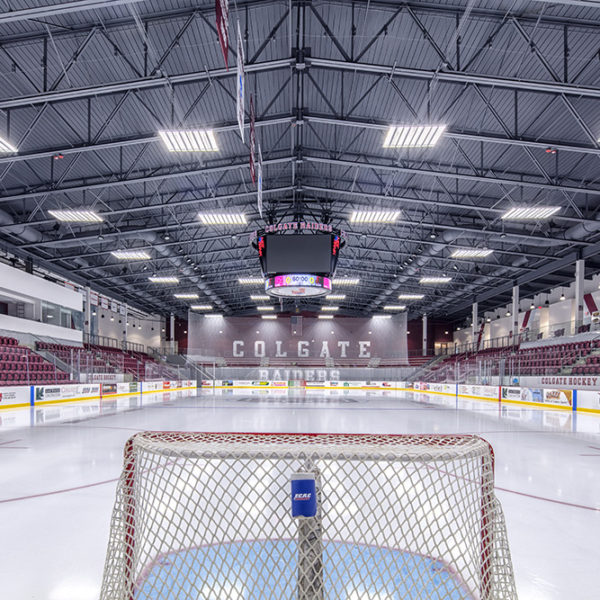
[{"xmin": 293, "ymin": 492, "xmax": 312, "ymax": 501}]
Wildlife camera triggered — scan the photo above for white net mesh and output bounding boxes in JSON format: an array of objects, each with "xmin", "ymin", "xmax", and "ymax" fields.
[{"xmin": 100, "ymin": 433, "xmax": 517, "ymax": 600}]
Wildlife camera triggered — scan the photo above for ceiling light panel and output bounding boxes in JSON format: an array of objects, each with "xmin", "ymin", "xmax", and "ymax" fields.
[
  {"xmin": 158, "ymin": 130, "xmax": 218, "ymax": 152},
  {"xmin": 174, "ymin": 293, "xmax": 200, "ymax": 299},
  {"xmin": 48, "ymin": 209, "xmax": 103, "ymax": 223},
  {"xmin": 204, "ymin": 314, "xmax": 223, "ymax": 318},
  {"xmin": 383, "ymin": 125, "xmax": 446, "ymax": 148},
  {"xmin": 190, "ymin": 305, "xmax": 213, "ymax": 310},
  {"xmin": 199, "ymin": 213, "xmax": 247, "ymax": 225},
  {"xmin": 250, "ymin": 295, "xmax": 270, "ymax": 301},
  {"xmin": 450, "ymin": 248, "xmax": 494, "ymax": 259},
  {"xmin": 420, "ymin": 277, "xmax": 452, "ymax": 284},
  {"xmin": 372, "ymin": 315, "xmax": 392, "ymax": 319},
  {"xmin": 261, "ymin": 315, "xmax": 277, "ymax": 320},
  {"xmin": 383, "ymin": 305, "xmax": 406, "ymax": 310},
  {"xmin": 239, "ymin": 277, "xmax": 264, "ymax": 284},
  {"xmin": 332, "ymin": 278, "xmax": 360, "ymax": 285},
  {"xmin": 257, "ymin": 306, "xmax": 275, "ymax": 311},
  {"xmin": 0, "ymin": 137, "xmax": 18, "ymax": 153},
  {"xmin": 148, "ymin": 276, "xmax": 179, "ymax": 284},
  {"xmin": 321, "ymin": 306, "xmax": 339, "ymax": 312},
  {"xmin": 350, "ymin": 210, "xmax": 401, "ymax": 223},
  {"xmin": 111, "ymin": 250, "xmax": 151, "ymax": 260},
  {"xmin": 501, "ymin": 206, "xmax": 560, "ymax": 220},
  {"xmin": 397, "ymin": 294, "xmax": 425, "ymax": 300},
  {"xmin": 326, "ymin": 294, "xmax": 346, "ymax": 300},
  {"xmin": 318, "ymin": 315, "xmax": 334, "ymax": 320}
]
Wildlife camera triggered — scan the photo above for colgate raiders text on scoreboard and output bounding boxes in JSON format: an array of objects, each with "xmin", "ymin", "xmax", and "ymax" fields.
[{"xmin": 232, "ymin": 339, "xmax": 371, "ymax": 358}]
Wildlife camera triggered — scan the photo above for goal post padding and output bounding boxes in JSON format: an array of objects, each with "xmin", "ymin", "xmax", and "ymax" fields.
[{"xmin": 100, "ymin": 432, "xmax": 517, "ymax": 600}]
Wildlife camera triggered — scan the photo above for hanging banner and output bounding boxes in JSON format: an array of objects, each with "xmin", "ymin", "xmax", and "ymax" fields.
[
  {"xmin": 110, "ymin": 300, "xmax": 118, "ymax": 313},
  {"xmin": 236, "ymin": 20, "xmax": 245, "ymax": 142},
  {"xmin": 100, "ymin": 297, "xmax": 109, "ymax": 310},
  {"xmin": 215, "ymin": 0, "xmax": 229, "ymax": 70},
  {"xmin": 257, "ymin": 143, "xmax": 263, "ymax": 218},
  {"xmin": 249, "ymin": 94, "xmax": 256, "ymax": 183},
  {"xmin": 120, "ymin": 304, "xmax": 126, "ymax": 316},
  {"xmin": 90, "ymin": 291, "xmax": 99, "ymax": 306}
]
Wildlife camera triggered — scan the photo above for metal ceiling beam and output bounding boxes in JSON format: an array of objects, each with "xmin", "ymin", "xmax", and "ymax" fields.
[
  {"xmin": 0, "ymin": 116, "xmax": 294, "ymax": 166},
  {"xmin": 304, "ymin": 154, "xmax": 600, "ymax": 198},
  {"xmin": 0, "ymin": 155, "xmax": 294, "ymax": 204},
  {"xmin": 0, "ymin": 0, "xmax": 143, "ymax": 23},
  {"xmin": 305, "ymin": 114, "xmax": 600, "ymax": 157},
  {"xmin": 308, "ymin": 57, "xmax": 600, "ymax": 99},
  {"xmin": 0, "ymin": 59, "xmax": 293, "ymax": 110}
]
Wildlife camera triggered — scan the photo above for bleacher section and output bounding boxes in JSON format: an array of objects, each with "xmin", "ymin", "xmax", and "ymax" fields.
[
  {"xmin": 0, "ymin": 336, "xmax": 69, "ymax": 385},
  {"xmin": 425, "ymin": 338, "xmax": 600, "ymax": 382},
  {"xmin": 36, "ymin": 341, "xmax": 177, "ymax": 381}
]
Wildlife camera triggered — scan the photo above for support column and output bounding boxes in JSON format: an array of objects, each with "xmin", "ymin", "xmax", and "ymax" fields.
[
  {"xmin": 123, "ymin": 304, "xmax": 128, "ymax": 351},
  {"xmin": 574, "ymin": 259, "xmax": 585, "ymax": 335},
  {"xmin": 512, "ymin": 285, "xmax": 519, "ymax": 344},
  {"xmin": 85, "ymin": 286, "xmax": 92, "ymax": 340},
  {"xmin": 422, "ymin": 313, "xmax": 428, "ymax": 356},
  {"xmin": 170, "ymin": 312, "xmax": 176, "ymax": 353},
  {"xmin": 472, "ymin": 302, "xmax": 478, "ymax": 350}
]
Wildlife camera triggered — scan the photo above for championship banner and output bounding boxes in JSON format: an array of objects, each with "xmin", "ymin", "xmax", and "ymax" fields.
[
  {"xmin": 249, "ymin": 94, "xmax": 256, "ymax": 183},
  {"xmin": 257, "ymin": 143, "xmax": 263, "ymax": 218},
  {"xmin": 216, "ymin": 0, "xmax": 229, "ymax": 70},
  {"xmin": 236, "ymin": 20, "xmax": 245, "ymax": 141}
]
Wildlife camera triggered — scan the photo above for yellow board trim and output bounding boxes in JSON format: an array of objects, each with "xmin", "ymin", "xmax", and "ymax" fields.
[
  {"xmin": 578, "ymin": 406, "xmax": 600, "ymax": 414},
  {"xmin": 500, "ymin": 397, "xmax": 572, "ymax": 411},
  {"xmin": 0, "ymin": 401, "xmax": 31, "ymax": 410}
]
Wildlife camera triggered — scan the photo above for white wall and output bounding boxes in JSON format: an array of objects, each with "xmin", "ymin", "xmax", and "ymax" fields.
[
  {"xmin": 95, "ymin": 304, "xmax": 163, "ymax": 349},
  {"xmin": 0, "ymin": 314, "xmax": 82, "ymax": 343},
  {"xmin": 0, "ymin": 262, "xmax": 82, "ymax": 311}
]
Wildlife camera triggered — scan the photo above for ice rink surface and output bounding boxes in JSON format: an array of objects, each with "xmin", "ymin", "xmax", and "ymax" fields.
[{"xmin": 1, "ymin": 388, "xmax": 599, "ymax": 600}]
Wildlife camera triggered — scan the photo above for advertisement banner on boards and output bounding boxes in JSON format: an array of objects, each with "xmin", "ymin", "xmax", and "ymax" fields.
[
  {"xmin": 0, "ymin": 385, "xmax": 29, "ymax": 408},
  {"xmin": 501, "ymin": 386, "xmax": 522, "ymax": 401}
]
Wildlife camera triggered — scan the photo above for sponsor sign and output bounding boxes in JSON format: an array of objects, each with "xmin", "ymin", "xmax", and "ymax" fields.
[
  {"xmin": 201, "ymin": 380, "xmax": 214, "ymax": 388},
  {"xmin": 111, "ymin": 301, "xmax": 118, "ymax": 313},
  {"xmin": 100, "ymin": 297, "xmax": 109, "ymax": 310},
  {"xmin": 0, "ymin": 386, "xmax": 29, "ymax": 408},
  {"xmin": 543, "ymin": 388, "xmax": 572, "ymax": 407},
  {"xmin": 459, "ymin": 385, "xmax": 498, "ymax": 400},
  {"xmin": 270, "ymin": 381, "xmax": 288, "ymax": 387},
  {"xmin": 102, "ymin": 383, "xmax": 117, "ymax": 395},
  {"xmin": 89, "ymin": 291, "xmax": 99, "ymax": 306},
  {"xmin": 251, "ymin": 381, "xmax": 270, "ymax": 386},
  {"xmin": 163, "ymin": 381, "xmax": 171, "ymax": 389},
  {"xmin": 501, "ymin": 386, "xmax": 521, "ymax": 401}
]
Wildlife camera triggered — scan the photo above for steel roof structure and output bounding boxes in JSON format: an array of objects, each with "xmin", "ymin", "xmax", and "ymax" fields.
[{"xmin": 1, "ymin": 0, "xmax": 600, "ymax": 320}]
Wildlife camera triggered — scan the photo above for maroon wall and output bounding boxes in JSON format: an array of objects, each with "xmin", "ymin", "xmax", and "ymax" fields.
[{"xmin": 406, "ymin": 318, "xmax": 453, "ymax": 354}]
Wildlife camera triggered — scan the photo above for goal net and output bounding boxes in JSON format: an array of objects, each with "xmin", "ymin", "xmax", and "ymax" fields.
[{"xmin": 100, "ymin": 433, "xmax": 517, "ymax": 600}]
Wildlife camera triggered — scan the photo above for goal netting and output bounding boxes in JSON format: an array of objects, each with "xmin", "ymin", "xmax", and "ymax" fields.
[{"xmin": 100, "ymin": 433, "xmax": 517, "ymax": 600}]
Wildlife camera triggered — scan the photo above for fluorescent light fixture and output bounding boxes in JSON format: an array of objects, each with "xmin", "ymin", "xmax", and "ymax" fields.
[
  {"xmin": 261, "ymin": 315, "xmax": 277, "ymax": 320},
  {"xmin": 111, "ymin": 249, "xmax": 151, "ymax": 260},
  {"xmin": 204, "ymin": 313, "xmax": 223, "ymax": 318},
  {"xmin": 420, "ymin": 276, "xmax": 452, "ymax": 284},
  {"xmin": 148, "ymin": 276, "xmax": 179, "ymax": 283},
  {"xmin": 326, "ymin": 294, "xmax": 346, "ymax": 300},
  {"xmin": 318, "ymin": 315, "xmax": 334, "ymax": 320},
  {"xmin": 48, "ymin": 209, "xmax": 103, "ymax": 223},
  {"xmin": 199, "ymin": 213, "xmax": 247, "ymax": 225},
  {"xmin": 158, "ymin": 129, "xmax": 218, "ymax": 152},
  {"xmin": 0, "ymin": 136, "xmax": 18, "ymax": 153},
  {"xmin": 398, "ymin": 294, "xmax": 424, "ymax": 300},
  {"xmin": 321, "ymin": 306, "xmax": 339, "ymax": 312},
  {"xmin": 174, "ymin": 293, "xmax": 199, "ymax": 299},
  {"xmin": 384, "ymin": 305, "xmax": 406, "ymax": 310},
  {"xmin": 450, "ymin": 248, "xmax": 494, "ymax": 259},
  {"xmin": 332, "ymin": 278, "xmax": 359, "ymax": 285},
  {"xmin": 383, "ymin": 125, "xmax": 446, "ymax": 148},
  {"xmin": 501, "ymin": 206, "xmax": 560, "ymax": 220},
  {"xmin": 239, "ymin": 277, "xmax": 264, "ymax": 284},
  {"xmin": 350, "ymin": 210, "xmax": 401, "ymax": 223},
  {"xmin": 373, "ymin": 315, "xmax": 392, "ymax": 319},
  {"xmin": 250, "ymin": 295, "xmax": 270, "ymax": 301},
  {"xmin": 190, "ymin": 305, "xmax": 213, "ymax": 310},
  {"xmin": 257, "ymin": 306, "xmax": 275, "ymax": 311}
]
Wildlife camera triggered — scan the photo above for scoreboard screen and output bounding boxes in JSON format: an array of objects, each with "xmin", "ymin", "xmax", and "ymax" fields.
[{"xmin": 264, "ymin": 234, "xmax": 334, "ymax": 275}]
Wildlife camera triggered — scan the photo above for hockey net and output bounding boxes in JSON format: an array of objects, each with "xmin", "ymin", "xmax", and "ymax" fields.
[{"xmin": 100, "ymin": 432, "xmax": 517, "ymax": 600}]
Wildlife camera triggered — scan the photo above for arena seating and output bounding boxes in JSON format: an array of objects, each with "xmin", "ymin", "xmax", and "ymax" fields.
[
  {"xmin": 0, "ymin": 336, "xmax": 70, "ymax": 385},
  {"xmin": 424, "ymin": 338, "xmax": 600, "ymax": 382},
  {"xmin": 36, "ymin": 341, "xmax": 175, "ymax": 381}
]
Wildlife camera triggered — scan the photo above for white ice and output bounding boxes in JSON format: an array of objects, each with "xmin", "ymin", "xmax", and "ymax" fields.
[{"xmin": 0, "ymin": 388, "xmax": 599, "ymax": 600}]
